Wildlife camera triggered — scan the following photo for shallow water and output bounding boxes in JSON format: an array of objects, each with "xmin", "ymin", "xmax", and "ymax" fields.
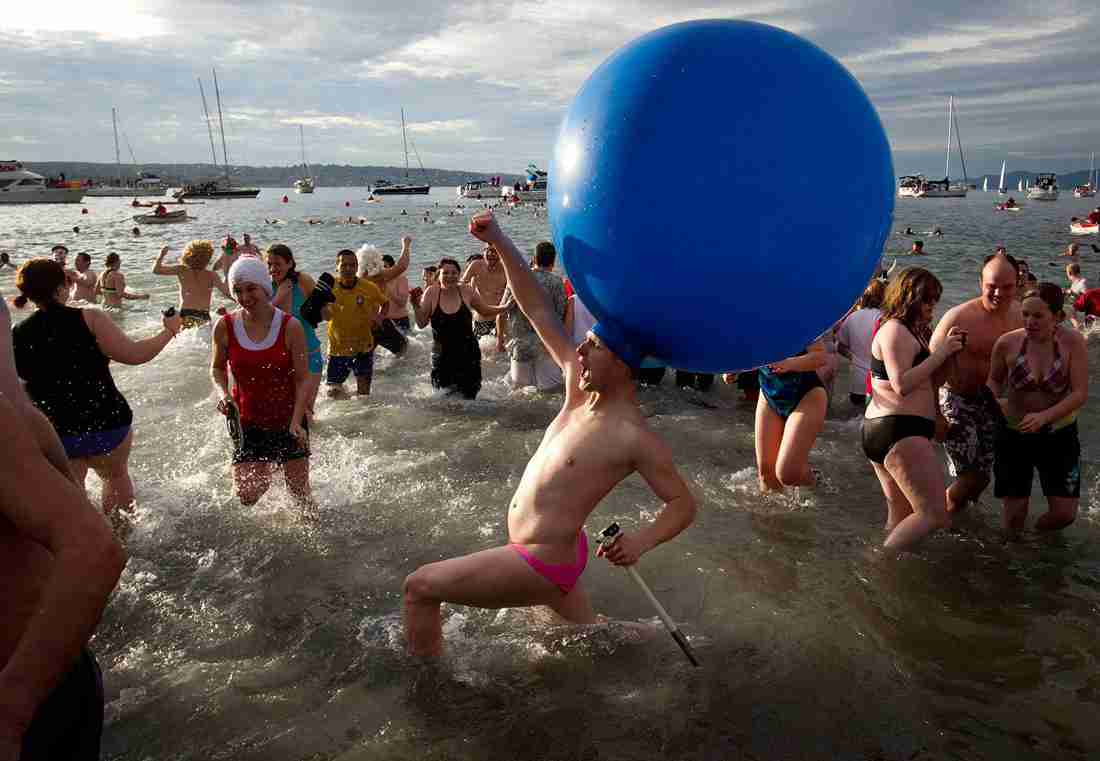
[{"xmin": 3, "ymin": 189, "xmax": 1100, "ymax": 760}]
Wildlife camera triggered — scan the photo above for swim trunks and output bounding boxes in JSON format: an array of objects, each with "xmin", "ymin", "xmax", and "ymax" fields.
[
  {"xmin": 326, "ymin": 351, "xmax": 375, "ymax": 385},
  {"xmin": 60, "ymin": 425, "xmax": 130, "ymax": 459},
  {"xmin": 510, "ymin": 531, "xmax": 589, "ymax": 594},
  {"xmin": 473, "ymin": 319, "xmax": 496, "ymax": 338},
  {"xmin": 938, "ymin": 386, "xmax": 1002, "ymax": 477},
  {"xmin": 994, "ymin": 420, "xmax": 1080, "ymax": 499},
  {"xmin": 20, "ymin": 649, "xmax": 103, "ymax": 761},
  {"xmin": 179, "ymin": 308, "xmax": 211, "ymax": 330}
]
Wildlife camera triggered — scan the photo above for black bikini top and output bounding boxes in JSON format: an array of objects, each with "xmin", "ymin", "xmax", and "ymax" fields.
[{"xmin": 870, "ymin": 326, "xmax": 931, "ymax": 382}]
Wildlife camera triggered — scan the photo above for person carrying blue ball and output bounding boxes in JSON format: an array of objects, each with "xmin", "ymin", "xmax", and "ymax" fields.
[{"xmin": 402, "ymin": 211, "xmax": 697, "ymax": 657}]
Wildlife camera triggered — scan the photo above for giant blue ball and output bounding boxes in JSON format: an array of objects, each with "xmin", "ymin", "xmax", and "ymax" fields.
[{"xmin": 549, "ymin": 20, "xmax": 894, "ymax": 372}]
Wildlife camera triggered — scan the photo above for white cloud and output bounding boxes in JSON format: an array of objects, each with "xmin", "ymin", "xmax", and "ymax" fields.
[{"xmin": 1, "ymin": 1, "xmax": 167, "ymax": 39}]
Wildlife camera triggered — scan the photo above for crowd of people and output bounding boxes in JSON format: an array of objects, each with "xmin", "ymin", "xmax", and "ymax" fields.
[{"xmin": 1, "ymin": 209, "xmax": 1095, "ymax": 757}]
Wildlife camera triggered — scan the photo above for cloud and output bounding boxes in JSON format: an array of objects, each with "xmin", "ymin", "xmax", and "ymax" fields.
[{"xmin": 1, "ymin": 0, "xmax": 1098, "ymax": 175}]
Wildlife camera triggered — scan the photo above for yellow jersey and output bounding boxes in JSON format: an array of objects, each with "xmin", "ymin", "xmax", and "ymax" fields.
[{"xmin": 327, "ymin": 277, "xmax": 388, "ymax": 356}]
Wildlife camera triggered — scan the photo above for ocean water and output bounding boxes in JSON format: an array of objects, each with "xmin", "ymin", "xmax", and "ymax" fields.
[{"xmin": 3, "ymin": 188, "xmax": 1100, "ymax": 760}]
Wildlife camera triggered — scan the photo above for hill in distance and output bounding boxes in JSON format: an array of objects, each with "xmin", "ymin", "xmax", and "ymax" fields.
[{"xmin": 23, "ymin": 161, "xmax": 525, "ymax": 188}]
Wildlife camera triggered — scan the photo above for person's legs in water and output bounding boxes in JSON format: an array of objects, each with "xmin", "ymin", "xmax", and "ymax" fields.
[
  {"xmin": 282, "ymin": 457, "xmax": 314, "ymax": 509},
  {"xmin": 404, "ymin": 543, "xmax": 596, "ymax": 657},
  {"xmin": 870, "ymin": 462, "xmax": 914, "ymax": 533},
  {"xmin": 83, "ymin": 430, "xmax": 135, "ymax": 516},
  {"xmin": 881, "ymin": 437, "xmax": 951, "ymax": 551},
  {"xmin": 354, "ymin": 351, "xmax": 375, "ymax": 396},
  {"xmin": 233, "ymin": 462, "xmax": 273, "ymax": 505},
  {"xmin": 774, "ymin": 388, "xmax": 827, "ymax": 487},
  {"xmin": 754, "ymin": 395, "xmax": 785, "ymax": 491}
]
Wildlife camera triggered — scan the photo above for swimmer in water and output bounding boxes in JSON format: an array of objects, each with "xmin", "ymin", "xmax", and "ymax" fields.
[
  {"xmin": 0, "ymin": 252, "xmax": 14, "ymax": 270},
  {"xmin": 403, "ymin": 210, "xmax": 696, "ymax": 657},
  {"xmin": 131, "ymin": 226, "xmax": 140, "ymax": 237},
  {"xmin": 96, "ymin": 253, "xmax": 149, "ymax": 308}
]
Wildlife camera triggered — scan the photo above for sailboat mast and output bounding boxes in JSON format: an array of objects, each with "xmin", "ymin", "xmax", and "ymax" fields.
[
  {"xmin": 401, "ymin": 108, "xmax": 410, "ymax": 179},
  {"xmin": 952, "ymin": 98, "xmax": 968, "ymax": 185},
  {"xmin": 198, "ymin": 78, "xmax": 219, "ymax": 169},
  {"xmin": 300, "ymin": 125, "xmax": 309, "ymax": 175},
  {"xmin": 212, "ymin": 67, "xmax": 231, "ymax": 182},
  {"xmin": 111, "ymin": 107, "xmax": 122, "ymax": 187},
  {"xmin": 944, "ymin": 96, "xmax": 953, "ymax": 181}
]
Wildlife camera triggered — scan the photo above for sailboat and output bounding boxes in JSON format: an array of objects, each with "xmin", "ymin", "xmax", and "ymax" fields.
[
  {"xmin": 370, "ymin": 108, "xmax": 430, "ymax": 195},
  {"xmin": 997, "ymin": 161, "xmax": 1007, "ymax": 194},
  {"xmin": 1074, "ymin": 152, "xmax": 1096, "ymax": 198},
  {"xmin": 172, "ymin": 69, "xmax": 260, "ymax": 200},
  {"xmin": 293, "ymin": 125, "xmax": 315, "ymax": 194},
  {"xmin": 86, "ymin": 109, "xmax": 144, "ymax": 196},
  {"xmin": 982, "ymin": 177, "xmax": 989, "ymax": 192},
  {"xmin": 915, "ymin": 96, "xmax": 968, "ymax": 197}
]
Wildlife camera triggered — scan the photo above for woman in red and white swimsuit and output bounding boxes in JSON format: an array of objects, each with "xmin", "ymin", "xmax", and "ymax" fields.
[{"xmin": 211, "ymin": 257, "xmax": 313, "ymax": 507}]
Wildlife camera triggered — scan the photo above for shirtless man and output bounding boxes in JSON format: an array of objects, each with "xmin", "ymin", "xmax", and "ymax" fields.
[
  {"xmin": 69, "ymin": 253, "xmax": 97, "ymax": 303},
  {"xmin": 153, "ymin": 242, "xmax": 231, "ymax": 329},
  {"xmin": 0, "ymin": 294, "xmax": 126, "ymax": 761},
  {"xmin": 50, "ymin": 245, "xmax": 76, "ymax": 292},
  {"xmin": 403, "ymin": 211, "xmax": 696, "ymax": 657},
  {"xmin": 236, "ymin": 233, "xmax": 260, "ymax": 258},
  {"xmin": 930, "ymin": 252, "xmax": 1022, "ymax": 513},
  {"xmin": 459, "ymin": 243, "xmax": 508, "ymax": 338}
]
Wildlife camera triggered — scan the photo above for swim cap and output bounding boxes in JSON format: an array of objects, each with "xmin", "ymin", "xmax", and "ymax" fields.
[{"xmin": 228, "ymin": 256, "xmax": 273, "ymax": 298}]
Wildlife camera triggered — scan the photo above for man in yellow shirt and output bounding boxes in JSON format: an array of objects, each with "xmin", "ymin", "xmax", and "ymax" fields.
[{"xmin": 326, "ymin": 249, "xmax": 388, "ymax": 397}]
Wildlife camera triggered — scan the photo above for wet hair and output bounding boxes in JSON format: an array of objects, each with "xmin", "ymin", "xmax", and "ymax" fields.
[
  {"xmin": 1016, "ymin": 258, "xmax": 1030, "ymax": 273},
  {"xmin": 336, "ymin": 248, "xmax": 356, "ymax": 262},
  {"xmin": 1021, "ymin": 282, "xmax": 1065, "ymax": 317},
  {"xmin": 913, "ymin": 240, "xmax": 923, "ymax": 249},
  {"xmin": 75, "ymin": 252, "xmax": 91, "ymax": 265},
  {"xmin": 0, "ymin": 253, "xmax": 9, "ymax": 263},
  {"xmin": 466, "ymin": 253, "xmax": 484, "ymax": 263},
  {"xmin": 879, "ymin": 267, "xmax": 943, "ymax": 332},
  {"xmin": 51, "ymin": 244, "xmax": 69, "ymax": 256},
  {"xmin": 1067, "ymin": 263, "xmax": 1081, "ymax": 276},
  {"xmin": 182, "ymin": 240, "xmax": 214, "ymax": 270},
  {"xmin": 265, "ymin": 243, "xmax": 296, "ymax": 277},
  {"xmin": 382, "ymin": 254, "xmax": 395, "ymax": 267},
  {"xmin": 438, "ymin": 257, "xmax": 461, "ymax": 273},
  {"xmin": 857, "ymin": 278, "xmax": 886, "ymax": 309},
  {"xmin": 423, "ymin": 265, "xmax": 438, "ymax": 275},
  {"xmin": 131, "ymin": 227, "xmax": 140, "ymax": 235},
  {"xmin": 104, "ymin": 253, "xmax": 121, "ymax": 270},
  {"xmin": 14, "ymin": 258, "xmax": 66, "ymax": 308},
  {"xmin": 534, "ymin": 240, "xmax": 556, "ymax": 268}
]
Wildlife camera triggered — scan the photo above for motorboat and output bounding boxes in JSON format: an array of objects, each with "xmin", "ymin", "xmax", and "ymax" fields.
[
  {"xmin": 501, "ymin": 163, "xmax": 547, "ymax": 202},
  {"xmin": 1026, "ymin": 173, "xmax": 1059, "ymax": 201},
  {"xmin": 457, "ymin": 179, "xmax": 501, "ymax": 199},
  {"xmin": 133, "ymin": 209, "xmax": 190, "ymax": 224},
  {"xmin": 897, "ymin": 175, "xmax": 924, "ymax": 198},
  {"xmin": 1074, "ymin": 152, "xmax": 1096, "ymax": 198},
  {"xmin": 293, "ymin": 177, "xmax": 315, "ymax": 194},
  {"xmin": 1070, "ymin": 214, "xmax": 1099, "ymax": 235},
  {"xmin": 0, "ymin": 161, "xmax": 84, "ymax": 204},
  {"xmin": 916, "ymin": 178, "xmax": 967, "ymax": 198}
]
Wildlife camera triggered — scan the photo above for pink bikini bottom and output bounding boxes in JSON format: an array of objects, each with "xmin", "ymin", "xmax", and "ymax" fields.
[{"xmin": 510, "ymin": 530, "xmax": 589, "ymax": 595}]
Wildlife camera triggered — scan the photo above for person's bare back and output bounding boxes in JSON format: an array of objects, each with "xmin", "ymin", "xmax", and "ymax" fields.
[{"xmin": 177, "ymin": 268, "xmax": 223, "ymax": 311}]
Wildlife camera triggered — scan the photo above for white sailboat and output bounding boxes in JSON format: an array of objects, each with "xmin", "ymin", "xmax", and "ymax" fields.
[
  {"xmin": 982, "ymin": 177, "xmax": 988, "ymax": 192},
  {"xmin": 85, "ymin": 108, "xmax": 137, "ymax": 197},
  {"xmin": 998, "ymin": 161, "xmax": 1007, "ymax": 194},
  {"xmin": 293, "ymin": 125, "xmax": 315, "ymax": 194},
  {"xmin": 1018, "ymin": 178, "xmax": 1025, "ymax": 192},
  {"xmin": 1074, "ymin": 152, "xmax": 1096, "ymax": 198},
  {"xmin": 914, "ymin": 95, "xmax": 968, "ymax": 198}
]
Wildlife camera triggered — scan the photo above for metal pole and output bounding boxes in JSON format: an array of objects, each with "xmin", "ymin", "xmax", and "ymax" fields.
[
  {"xmin": 401, "ymin": 108, "xmax": 410, "ymax": 179},
  {"xmin": 944, "ymin": 96, "xmax": 952, "ymax": 181},
  {"xmin": 198, "ymin": 78, "xmax": 219, "ymax": 169},
  {"xmin": 112, "ymin": 107, "xmax": 122, "ymax": 186},
  {"xmin": 213, "ymin": 68, "xmax": 231, "ymax": 181},
  {"xmin": 952, "ymin": 97, "xmax": 968, "ymax": 186}
]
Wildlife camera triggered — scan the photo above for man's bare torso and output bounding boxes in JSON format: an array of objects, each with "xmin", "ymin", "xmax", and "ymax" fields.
[
  {"xmin": 469, "ymin": 262, "xmax": 507, "ymax": 320},
  {"xmin": 507, "ymin": 399, "xmax": 641, "ymax": 559},
  {"xmin": 71, "ymin": 269, "xmax": 97, "ymax": 302},
  {"xmin": 941, "ymin": 298, "xmax": 1022, "ymax": 396}
]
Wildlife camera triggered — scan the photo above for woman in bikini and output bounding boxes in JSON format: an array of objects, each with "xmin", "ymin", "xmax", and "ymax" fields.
[
  {"xmin": 987, "ymin": 283, "xmax": 1088, "ymax": 534},
  {"xmin": 863, "ymin": 267, "xmax": 965, "ymax": 551},
  {"xmin": 409, "ymin": 257, "xmax": 507, "ymax": 399},
  {"xmin": 96, "ymin": 253, "xmax": 149, "ymax": 308}
]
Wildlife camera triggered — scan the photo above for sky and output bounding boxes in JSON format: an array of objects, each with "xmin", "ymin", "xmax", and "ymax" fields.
[{"xmin": 2, "ymin": 0, "xmax": 1099, "ymax": 177}]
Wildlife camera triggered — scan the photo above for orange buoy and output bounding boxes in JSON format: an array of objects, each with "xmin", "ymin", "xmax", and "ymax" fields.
[{"xmin": 282, "ymin": 195, "xmax": 289, "ymax": 203}]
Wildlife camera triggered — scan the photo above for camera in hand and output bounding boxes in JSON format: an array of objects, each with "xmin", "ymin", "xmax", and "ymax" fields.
[{"xmin": 298, "ymin": 272, "xmax": 337, "ymax": 328}]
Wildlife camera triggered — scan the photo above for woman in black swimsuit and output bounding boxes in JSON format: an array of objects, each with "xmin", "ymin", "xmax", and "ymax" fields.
[
  {"xmin": 864, "ymin": 267, "xmax": 965, "ymax": 551},
  {"xmin": 410, "ymin": 257, "xmax": 507, "ymax": 399}
]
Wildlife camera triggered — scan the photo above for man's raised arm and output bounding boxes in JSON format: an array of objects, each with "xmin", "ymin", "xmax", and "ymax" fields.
[{"xmin": 469, "ymin": 211, "xmax": 574, "ymax": 368}]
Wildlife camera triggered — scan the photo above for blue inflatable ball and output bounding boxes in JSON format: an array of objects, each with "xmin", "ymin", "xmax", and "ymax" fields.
[{"xmin": 549, "ymin": 20, "xmax": 894, "ymax": 373}]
